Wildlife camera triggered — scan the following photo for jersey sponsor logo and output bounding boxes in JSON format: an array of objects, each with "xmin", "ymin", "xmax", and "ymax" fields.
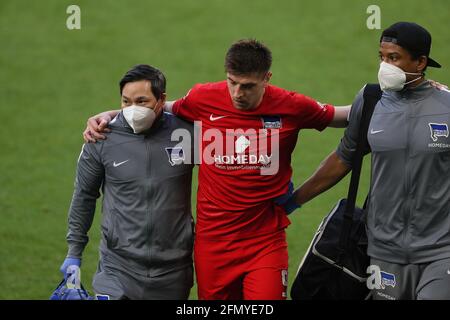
[
  {"xmin": 235, "ymin": 136, "xmax": 250, "ymax": 153},
  {"xmin": 261, "ymin": 116, "xmax": 282, "ymax": 129},
  {"xmin": 113, "ymin": 159, "xmax": 129, "ymax": 167},
  {"xmin": 209, "ymin": 129, "xmax": 276, "ymax": 174},
  {"xmin": 165, "ymin": 147, "xmax": 185, "ymax": 166},
  {"xmin": 214, "ymin": 154, "xmax": 272, "ymax": 165},
  {"xmin": 428, "ymin": 142, "xmax": 450, "ymax": 148},
  {"xmin": 209, "ymin": 114, "xmax": 228, "ymax": 121},
  {"xmin": 429, "ymin": 123, "xmax": 449, "ymax": 142},
  {"xmin": 375, "ymin": 292, "xmax": 396, "ymax": 300},
  {"xmin": 95, "ymin": 294, "xmax": 110, "ymax": 300},
  {"xmin": 170, "ymin": 121, "xmax": 280, "ymax": 175}
]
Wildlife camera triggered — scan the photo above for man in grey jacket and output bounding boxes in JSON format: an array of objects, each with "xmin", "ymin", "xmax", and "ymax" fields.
[
  {"xmin": 59, "ymin": 64, "xmax": 195, "ymax": 299},
  {"xmin": 291, "ymin": 22, "xmax": 450, "ymax": 300}
]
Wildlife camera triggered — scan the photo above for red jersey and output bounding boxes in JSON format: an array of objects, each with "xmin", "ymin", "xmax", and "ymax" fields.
[{"xmin": 173, "ymin": 81, "xmax": 334, "ymax": 239}]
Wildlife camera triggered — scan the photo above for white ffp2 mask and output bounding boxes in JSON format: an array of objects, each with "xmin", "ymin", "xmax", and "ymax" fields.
[
  {"xmin": 378, "ymin": 61, "xmax": 423, "ymax": 91},
  {"xmin": 122, "ymin": 105, "xmax": 157, "ymax": 134}
]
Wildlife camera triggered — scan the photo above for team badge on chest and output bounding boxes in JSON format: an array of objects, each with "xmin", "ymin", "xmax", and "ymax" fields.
[
  {"xmin": 261, "ymin": 116, "xmax": 282, "ymax": 129},
  {"xmin": 429, "ymin": 123, "xmax": 449, "ymax": 142},
  {"xmin": 165, "ymin": 147, "xmax": 185, "ymax": 166}
]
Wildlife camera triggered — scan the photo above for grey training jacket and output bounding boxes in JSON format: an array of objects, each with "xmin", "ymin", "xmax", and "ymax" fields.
[
  {"xmin": 66, "ymin": 112, "xmax": 195, "ymax": 277},
  {"xmin": 337, "ymin": 81, "xmax": 450, "ymax": 264}
]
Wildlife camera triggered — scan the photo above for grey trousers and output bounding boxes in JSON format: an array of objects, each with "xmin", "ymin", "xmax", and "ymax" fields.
[
  {"xmin": 92, "ymin": 258, "xmax": 193, "ymax": 300},
  {"xmin": 369, "ymin": 257, "xmax": 450, "ymax": 300}
]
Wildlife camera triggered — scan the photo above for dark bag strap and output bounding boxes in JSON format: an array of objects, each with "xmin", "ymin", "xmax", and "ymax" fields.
[{"xmin": 337, "ymin": 84, "xmax": 382, "ymax": 254}]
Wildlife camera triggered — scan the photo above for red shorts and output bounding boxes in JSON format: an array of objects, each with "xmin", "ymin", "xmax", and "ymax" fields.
[{"xmin": 194, "ymin": 230, "xmax": 288, "ymax": 300}]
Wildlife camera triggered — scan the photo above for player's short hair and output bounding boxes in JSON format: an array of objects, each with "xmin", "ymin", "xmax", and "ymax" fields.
[
  {"xmin": 119, "ymin": 64, "xmax": 166, "ymax": 99},
  {"xmin": 225, "ymin": 39, "xmax": 272, "ymax": 76}
]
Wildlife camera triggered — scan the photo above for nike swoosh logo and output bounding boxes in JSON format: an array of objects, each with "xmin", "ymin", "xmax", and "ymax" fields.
[
  {"xmin": 210, "ymin": 114, "xmax": 227, "ymax": 121},
  {"xmin": 370, "ymin": 129, "xmax": 384, "ymax": 134},
  {"xmin": 113, "ymin": 160, "xmax": 129, "ymax": 167}
]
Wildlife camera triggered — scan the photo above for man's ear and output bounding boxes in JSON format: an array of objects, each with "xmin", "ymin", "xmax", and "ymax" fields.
[
  {"xmin": 160, "ymin": 92, "xmax": 167, "ymax": 104},
  {"xmin": 264, "ymin": 72, "xmax": 272, "ymax": 86},
  {"xmin": 155, "ymin": 93, "xmax": 167, "ymax": 115},
  {"xmin": 417, "ymin": 56, "xmax": 428, "ymax": 73},
  {"xmin": 157, "ymin": 93, "xmax": 167, "ymax": 109}
]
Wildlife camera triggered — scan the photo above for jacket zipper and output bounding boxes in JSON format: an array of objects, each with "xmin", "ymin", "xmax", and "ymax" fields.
[
  {"xmin": 145, "ymin": 137, "xmax": 152, "ymax": 277},
  {"xmin": 403, "ymin": 97, "xmax": 412, "ymax": 262}
]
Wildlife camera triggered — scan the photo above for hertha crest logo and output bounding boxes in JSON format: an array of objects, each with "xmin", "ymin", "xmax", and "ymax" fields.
[
  {"xmin": 165, "ymin": 147, "xmax": 185, "ymax": 166},
  {"xmin": 429, "ymin": 123, "xmax": 449, "ymax": 142},
  {"xmin": 261, "ymin": 115, "xmax": 282, "ymax": 129}
]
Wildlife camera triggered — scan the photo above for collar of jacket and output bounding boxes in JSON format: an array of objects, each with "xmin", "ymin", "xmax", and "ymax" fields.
[{"xmin": 388, "ymin": 80, "xmax": 434, "ymax": 102}]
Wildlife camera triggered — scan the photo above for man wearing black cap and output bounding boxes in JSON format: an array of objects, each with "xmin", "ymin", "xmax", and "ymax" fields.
[
  {"xmin": 290, "ymin": 22, "xmax": 450, "ymax": 300},
  {"xmin": 378, "ymin": 22, "xmax": 441, "ymax": 90}
]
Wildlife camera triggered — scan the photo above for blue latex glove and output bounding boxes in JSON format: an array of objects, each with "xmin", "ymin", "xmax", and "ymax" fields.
[
  {"xmin": 60, "ymin": 257, "xmax": 81, "ymax": 279},
  {"xmin": 274, "ymin": 181, "xmax": 301, "ymax": 215}
]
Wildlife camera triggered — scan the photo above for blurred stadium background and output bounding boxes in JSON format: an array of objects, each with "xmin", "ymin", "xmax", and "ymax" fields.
[{"xmin": 0, "ymin": 0, "xmax": 448, "ymax": 299}]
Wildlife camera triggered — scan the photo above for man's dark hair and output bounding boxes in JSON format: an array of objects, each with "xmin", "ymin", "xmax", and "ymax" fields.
[
  {"xmin": 225, "ymin": 39, "xmax": 272, "ymax": 76},
  {"xmin": 119, "ymin": 64, "xmax": 166, "ymax": 99}
]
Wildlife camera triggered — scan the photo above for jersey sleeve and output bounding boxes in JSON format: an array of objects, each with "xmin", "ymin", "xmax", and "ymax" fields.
[
  {"xmin": 172, "ymin": 84, "xmax": 203, "ymax": 122},
  {"xmin": 336, "ymin": 87, "xmax": 366, "ymax": 168},
  {"xmin": 294, "ymin": 93, "xmax": 335, "ymax": 131}
]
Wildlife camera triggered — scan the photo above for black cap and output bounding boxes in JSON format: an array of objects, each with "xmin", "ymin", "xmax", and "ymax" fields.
[{"xmin": 380, "ymin": 22, "xmax": 441, "ymax": 68}]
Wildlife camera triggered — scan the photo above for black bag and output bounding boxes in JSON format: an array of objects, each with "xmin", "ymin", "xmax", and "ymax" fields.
[
  {"xmin": 290, "ymin": 84, "xmax": 382, "ymax": 300},
  {"xmin": 290, "ymin": 199, "xmax": 370, "ymax": 299}
]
